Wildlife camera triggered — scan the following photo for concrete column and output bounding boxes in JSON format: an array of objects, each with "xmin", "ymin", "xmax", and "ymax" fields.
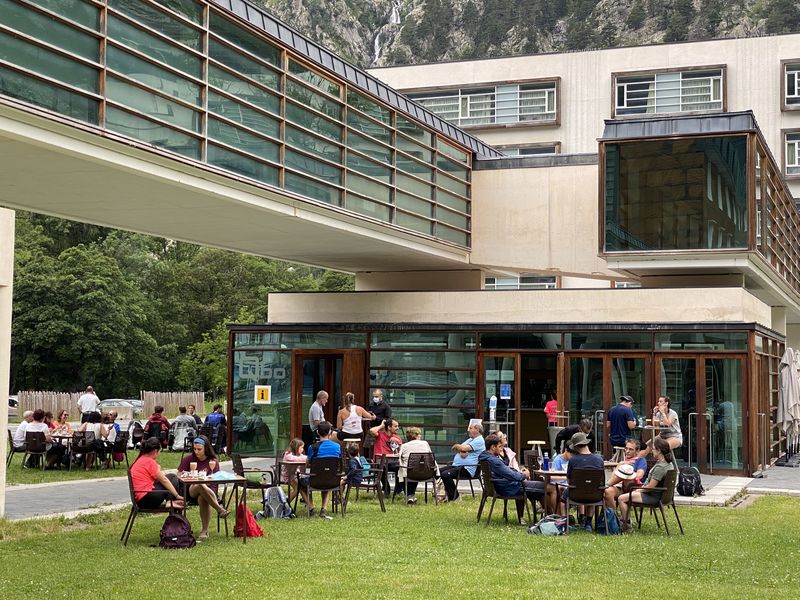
[
  {"xmin": 0, "ymin": 208, "xmax": 15, "ymax": 517},
  {"xmin": 771, "ymin": 306, "xmax": 787, "ymax": 337}
]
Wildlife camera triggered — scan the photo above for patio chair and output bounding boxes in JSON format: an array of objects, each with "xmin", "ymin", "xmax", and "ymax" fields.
[
  {"xmin": 564, "ymin": 467, "xmax": 608, "ymax": 535},
  {"xmin": 22, "ymin": 431, "xmax": 47, "ymax": 470},
  {"xmin": 274, "ymin": 459, "xmax": 306, "ymax": 504},
  {"xmin": 71, "ymin": 430, "xmax": 97, "ymax": 470},
  {"xmin": 231, "ymin": 453, "xmax": 274, "ymax": 506},
  {"xmin": 632, "ymin": 469, "xmax": 684, "ymax": 536},
  {"xmin": 296, "ymin": 457, "xmax": 344, "ymax": 517},
  {"xmin": 392, "ymin": 452, "xmax": 438, "ymax": 505},
  {"xmin": 523, "ymin": 450, "xmax": 541, "ymax": 473},
  {"xmin": 109, "ymin": 431, "xmax": 130, "ymax": 468},
  {"xmin": 454, "ymin": 462, "xmax": 483, "ymax": 497},
  {"xmin": 343, "ymin": 465, "xmax": 386, "ymax": 515},
  {"xmin": 476, "ymin": 461, "xmax": 532, "ymax": 526},
  {"xmin": 120, "ymin": 468, "xmax": 174, "ymax": 546},
  {"xmin": 7, "ymin": 430, "xmax": 23, "ymax": 467}
]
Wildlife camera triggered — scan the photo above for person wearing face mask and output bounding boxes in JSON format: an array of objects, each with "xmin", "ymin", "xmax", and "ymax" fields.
[{"xmin": 369, "ymin": 389, "xmax": 392, "ymax": 427}]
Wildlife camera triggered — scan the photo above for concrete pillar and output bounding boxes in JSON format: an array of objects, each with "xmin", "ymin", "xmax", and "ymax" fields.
[
  {"xmin": 0, "ymin": 208, "xmax": 15, "ymax": 517},
  {"xmin": 786, "ymin": 324, "xmax": 800, "ymax": 350},
  {"xmin": 771, "ymin": 306, "xmax": 787, "ymax": 337}
]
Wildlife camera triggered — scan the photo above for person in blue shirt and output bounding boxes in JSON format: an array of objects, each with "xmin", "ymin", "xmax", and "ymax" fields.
[
  {"xmin": 439, "ymin": 422, "xmax": 485, "ymax": 501},
  {"xmin": 302, "ymin": 421, "xmax": 341, "ymax": 519},
  {"xmin": 604, "ymin": 437, "xmax": 649, "ymax": 508},
  {"xmin": 478, "ymin": 433, "xmax": 546, "ymax": 525},
  {"xmin": 606, "ymin": 395, "xmax": 637, "ymax": 449}
]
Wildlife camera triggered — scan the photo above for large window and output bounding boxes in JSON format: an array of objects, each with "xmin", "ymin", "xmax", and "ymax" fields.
[
  {"xmin": 786, "ymin": 131, "xmax": 800, "ymax": 177},
  {"xmin": 0, "ymin": 0, "xmax": 472, "ymax": 247},
  {"xmin": 604, "ymin": 136, "xmax": 748, "ymax": 252},
  {"xmin": 615, "ymin": 68, "xmax": 723, "ymax": 116},
  {"xmin": 783, "ymin": 60, "xmax": 800, "ymax": 110},
  {"xmin": 484, "ymin": 275, "xmax": 557, "ymax": 290},
  {"xmin": 408, "ymin": 80, "xmax": 558, "ymax": 127}
]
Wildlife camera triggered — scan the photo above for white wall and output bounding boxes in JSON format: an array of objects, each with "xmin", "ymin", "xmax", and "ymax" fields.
[{"xmin": 0, "ymin": 208, "xmax": 15, "ymax": 517}]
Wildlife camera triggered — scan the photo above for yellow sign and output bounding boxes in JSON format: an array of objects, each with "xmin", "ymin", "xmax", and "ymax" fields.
[{"xmin": 254, "ymin": 385, "xmax": 272, "ymax": 404}]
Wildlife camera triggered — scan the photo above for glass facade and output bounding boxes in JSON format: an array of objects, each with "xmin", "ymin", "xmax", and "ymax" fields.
[
  {"xmin": 0, "ymin": 0, "xmax": 472, "ymax": 247},
  {"xmin": 604, "ymin": 136, "xmax": 748, "ymax": 251}
]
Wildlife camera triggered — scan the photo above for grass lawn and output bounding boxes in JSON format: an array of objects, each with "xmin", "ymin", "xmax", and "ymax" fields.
[
  {"xmin": 0, "ymin": 494, "xmax": 798, "ymax": 598},
  {"xmin": 5, "ymin": 449, "xmax": 189, "ymax": 485}
]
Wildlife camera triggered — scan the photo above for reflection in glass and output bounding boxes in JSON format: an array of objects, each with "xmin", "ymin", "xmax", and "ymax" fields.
[
  {"xmin": 706, "ymin": 358, "xmax": 742, "ymax": 470},
  {"xmin": 108, "ymin": 15, "xmax": 201, "ymax": 78},
  {"xmin": 106, "ymin": 107, "xmax": 199, "ymax": 158},
  {"xmin": 610, "ymin": 357, "xmax": 646, "ymax": 419},
  {"xmin": 107, "ymin": 46, "xmax": 200, "ymax": 105},
  {"xmin": 659, "ymin": 358, "xmax": 696, "ymax": 466},
  {"xmin": 371, "ymin": 332, "xmax": 476, "ymax": 349},
  {"xmin": 655, "ymin": 332, "xmax": 747, "ymax": 351},
  {"xmin": 0, "ymin": 65, "xmax": 98, "ymax": 123},
  {"xmin": 370, "ymin": 351, "xmax": 475, "ymax": 369},
  {"xmin": 207, "ymin": 144, "xmax": 279, "ymax": 186},
  {"xmin": 569, "ymin": 358, "xmax": 603, "ymax": 443},
  {"xmin": 5, "ymin": 1, "xmax": 99, "ymax": 59},
  {"xmin": 107, "ymin": 76, "xmax": 200, "ymax": 131}
]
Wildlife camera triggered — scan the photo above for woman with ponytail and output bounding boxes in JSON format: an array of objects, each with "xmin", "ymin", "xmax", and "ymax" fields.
[{"xmin": 617, "ymin": 437, "xmax": 675, "ymax": 532}]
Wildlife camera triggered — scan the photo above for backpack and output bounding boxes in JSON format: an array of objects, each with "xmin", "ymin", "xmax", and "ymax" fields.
[
  {"xmin": 595, "ymin": 507, "xmax": 622, "ymax": 535},
  {"xmin": 144, "ymin": 418, "xmax": 168, "ymax": 444},
  {"xmin": 260, "ymin": 486, "xmax": 294, "ymax": 519},
  {"xmin": 358, "ymin": 455, "xmax": 371, "ymax": 473},
  {"xmin": 235, "ymin": 502, "xmax": 264, "ymax": 538},
  {"xmin": 527, "ymin": 514, "xmax": 569, "ymax": 536},
  {"xmin": 677, "ymin": 466, "xmax": 705, "ymax": 497},
  {"xmin": 159, "ymin": 513, "xmax": 196, "ymax": 549}
]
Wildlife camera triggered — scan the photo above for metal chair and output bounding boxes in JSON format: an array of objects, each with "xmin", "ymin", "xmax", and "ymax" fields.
[
  {"xmin": 7, "ymin": 430, "xmax": 22, "ymax": 467},
  {"xmin": 231, "ymin": 453, "xmax": 274, "ymax": 506},
  {"xmin": 343, "ymin": 464, "xmax": 386, "ymax": 515},
  {"xmin": 475, "ymin": 461, "xmax": 532, "ymax": 526},
  {"xmin": 564, "ymin": 467, "xmax": 608, "ymax": 535},
  {"xmin": 109, "ymin": 431, "xmax": 130, "ymax": 468},
  {"xmin": 392, "ymin": 452, "xmax": 438, "ymax": 504},
  {"xmin": 632, "ymin": 468, "xmax": 684, "ymax": 536},
  {"xmin": 295, "ymin": 457, "xmax": 344, "ymax": 517},
  {"xmin": 22, "ymin": 431, "xmax": 47, "ymax": 470},
  {"xmin": 120, "ymin": 467, "xmax": 174, "ymax": 546},
  {"xmin": 454, "ymin": 463, "xmax": 483, "ymax": 497},
  {"xmin": 71, "ymin": 430, "xmax": 97, "ymax": 470}
]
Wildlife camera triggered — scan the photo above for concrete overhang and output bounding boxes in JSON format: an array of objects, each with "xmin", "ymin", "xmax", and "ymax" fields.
[
  {"xmin": 606, "ymin": 251, "xmax": 800, "ymax": 323},
  {"xmin": 0, "ymin": 103, "xmax": 470, "ymax": 273}
]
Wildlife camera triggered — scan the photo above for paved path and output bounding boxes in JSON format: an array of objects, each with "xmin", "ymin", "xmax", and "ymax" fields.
[{"xmin": 5, "ymin": 460, "xmax": 800, "ymax": 520}]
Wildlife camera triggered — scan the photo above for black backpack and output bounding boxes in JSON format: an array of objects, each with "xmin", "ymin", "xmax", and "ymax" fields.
[
  {"xmin": 144, "ymin": 419, "xmax": 168, "ymax": 444},
  {"xmin": 676, "ymin": 466, "xmax": 705, "ymax": 497},
  {"xmin": 159, "ymin": 513, "xmax": 196, "ymax": 549}
]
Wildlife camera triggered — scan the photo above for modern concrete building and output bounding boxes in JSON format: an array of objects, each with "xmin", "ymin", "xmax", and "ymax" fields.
[{"xmin": 1, "ymin": 1, "xmax": 798, "ymax": 486}]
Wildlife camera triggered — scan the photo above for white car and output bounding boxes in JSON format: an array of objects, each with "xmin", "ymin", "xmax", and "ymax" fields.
[
  {"xmin": 98, "ymin": 399, "xmax": 143, "ymax": 418},
  {"xmin": 8, "ymin": 395, "xmax": 18, "ymax": 418}
]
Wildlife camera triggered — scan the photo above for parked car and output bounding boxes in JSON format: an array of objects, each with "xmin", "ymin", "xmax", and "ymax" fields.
[
  {"xmin": 98, "ymin": 398, "xmax": 143, "ymax": 418},
  {"xmin": 8, "ymin": 395, "xmax": 18, "ymax": 418}
]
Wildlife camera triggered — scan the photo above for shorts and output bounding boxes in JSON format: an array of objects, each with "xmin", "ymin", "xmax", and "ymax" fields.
[{"xmin": 638, "ymin": 491, "xmax": 661, "ymax": 506}]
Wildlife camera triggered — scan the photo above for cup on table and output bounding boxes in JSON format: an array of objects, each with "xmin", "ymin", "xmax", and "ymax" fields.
[
  {"xmin": 209, "ymin": 460, "xmax": 217, "ymax": 472},
  {"xmin": 189, "ymin": 461, "xmax": 198, "ymax": 475}
]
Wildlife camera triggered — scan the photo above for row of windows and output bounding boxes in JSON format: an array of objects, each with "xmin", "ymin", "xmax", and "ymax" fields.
[
  {"xmin": 482, "ymin": 275, "xmax": 640, "ymax": 290},
  {"xmin": 0, "ymin": 0, "xmax": 473, "ymax": 247}
]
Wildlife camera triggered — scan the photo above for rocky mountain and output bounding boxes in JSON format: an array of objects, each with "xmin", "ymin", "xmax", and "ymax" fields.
[{"xmin": 253, "ymin": 0, "xmax": 800, "ymax": 69}]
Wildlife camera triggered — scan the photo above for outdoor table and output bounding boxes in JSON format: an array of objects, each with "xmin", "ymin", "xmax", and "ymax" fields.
[
  {"xmin": 51, "ymin": 433, "xmax": 74, "ymax": 455},
  {"xmin": 640, "ymin": 425, "xmax": 667, "ymax": 443},
  {"xmin": 177, "ymin": 473, "xmax": 248, "ymax": 543},
  {"xmin": 533, "ymin": 469, "xmax": 569, "ymax": 513}
]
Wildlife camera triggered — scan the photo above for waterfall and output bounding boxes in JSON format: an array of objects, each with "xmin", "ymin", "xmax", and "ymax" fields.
[{"xmin": 371, "ymin": 0, "xmax": 403, "ymax": 65}]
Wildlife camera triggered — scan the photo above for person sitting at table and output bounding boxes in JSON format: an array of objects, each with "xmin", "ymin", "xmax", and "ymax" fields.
[
  {"xmin": 44, "ymin": 411, "xmax": 56, "ymax": 431},
  {"xmin": 396, "ymin": 427, "xmax": 439, "ymax": 504},
  {"xmin": 604, "ymin": 437, "xmax": 649, "ymax": 508},
  {"xmin": 335, "ymin": 392, "xmax": 375, "ymax": 443},
  {"xmin": 554, "ymin": 418, "xmax": 595, "ymax": 455},
  {"xmin": 490, "ymin": 430, "xmax": 521, "ymax": 472},
  {"xmin": 130, "ymin": 437, "xmax": 184, "ymax": 510},
  {"xmin": 303, "ymin": 421, "xmax": 341, "ymax": 520},
  {"xmin": 53, "ymin": 409, "xmax": 73, "ymax": 434},
  {"xmin": 368, "ymin": 418, "xmax": 403, "ymax": 495},
  {"xmin": 653, "ymin": 395, "xmax": 683, "ymax": 451},
  {"xmin": 439, "ymin": 421, "xmax": 485, "ymax": 502},
  {"xmin": 344, "ymin": 442, "xmax": 364, "ymax": 488},
  {"xmin": 12, "ymin": 410, "xmax": 34, "ymax": 453},
  {"xmin": 617, "ymin": 437, "xmax": 676, "ymax": 533},
  {"xmin": 177, "ymin": 435, "xmax": 229, "ymax": 541},
  {"xmin": 565, "ymin": 431, "xmax": 604, "ymax": 531},
  {"xmin": 26, "ymin": 408, "xmax": 67, "ymax": 468},
  {"xmin": 280, "ymin": 437, "xmax": 309, "ymax": 505},
  {"xmin": 479, "ymin": 433, "xmax": 546, "ymax": 525},
  {"xmin": 78, "ymin": 411, "xmax": 108, "ymax": 469}
]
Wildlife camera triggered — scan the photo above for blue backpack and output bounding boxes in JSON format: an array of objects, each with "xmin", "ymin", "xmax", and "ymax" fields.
[{"xmin": 595, "ymin": 507, "xmax": 621, "ymax": 535}]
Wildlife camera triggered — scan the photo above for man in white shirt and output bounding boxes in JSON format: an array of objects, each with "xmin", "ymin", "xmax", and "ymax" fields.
[
  {"xmin": 12, "ymin": 410, "xmax": 34, "ymax": 449},
  {"xmin": 308, "ymin": 390, "xmax": 328, "ymax": 441},
  {"xmin": 77, "ymin": 386, "xmax": 100, "ymax": 423}
]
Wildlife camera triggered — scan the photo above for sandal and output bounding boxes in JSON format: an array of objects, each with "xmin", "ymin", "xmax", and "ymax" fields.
[
  {"xmin": 198, "ymin": 532, "xmax": 209, "ymax": 541},
  {"xmin": 217, "ymin": 507, "xmax": 229, "ymax": 518}
]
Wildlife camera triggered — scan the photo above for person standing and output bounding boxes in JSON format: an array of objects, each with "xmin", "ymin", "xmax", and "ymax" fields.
[
  {"xmin": 544, "ymin": 393, "xmax": 558, "ymax": 426},
  {"xmin": 308, "ymin": 390, "xmax": 328, "ymax": 441},
  {"xmin": 369, "ymin": 389, "xmax": 392, "ymax": 426},
  {"xmin": 607, "ymin": 395, "xmax": 637, "ymax": 450},
  {"xmin": 335, "ymin": 392, "xmax": 375, "ymax": 442},
  {"xmin": 77, "ymin": 386, "xmax": 100, "ymax": 423}
]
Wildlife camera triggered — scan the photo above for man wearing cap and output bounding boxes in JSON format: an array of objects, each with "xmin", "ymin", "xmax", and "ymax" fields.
[
  {"xmin": 565, "ymin": 431, "xmax": 604, "ymax": 530},
  {"xmin": 604, "ymin": 437, "xmax": 649, "ymax": 508},
  {"xmin": 607, "ymin": 395, "xmax": 637, "ymax": 450}
]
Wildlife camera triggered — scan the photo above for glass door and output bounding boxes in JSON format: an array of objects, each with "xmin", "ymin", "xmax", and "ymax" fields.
[
  {"xmin": 657, "ymin": 357, "xmax": 696, "ymax": 468},
  {"xmin": 296, "ymin": 354, "xmax": 343, "ymax": 446},
  {"xmin": 481, "ymin": 354, "xmax": 518, "ymax": 451},
  {"xmin": 704, "ymin": 357, "xmax": 744, "ymax": 472},
  {"xmin": 520, "ymin": 354, "xmax": 558, "ymax": 457},
  {"xmin": 568, "ymin": 356, "xmax": 603, "ymax": 454}
]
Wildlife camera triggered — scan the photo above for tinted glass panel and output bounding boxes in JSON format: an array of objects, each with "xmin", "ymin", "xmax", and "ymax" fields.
[
  {"xmin": 0, "ymin": 31, "xmax": 97, "ymax": 92},
  {"xmin": 397, "ymin": 134, "xmax": 433, "ymax": 162},
  {"xmin": 435, "ymin": 225, "xmax": 468, "ymax": 246},
  {"xmin": 347, "ymin": 90, "xmax": 391, "ymax": 124},
  {"xmin": 208, "ymin": 118, "xmax": 279, "ymax": 162},
  {"xmin": 569, "ymin": 357, "xmax": 603, "ymax": 421},
  {"xmin": 109, "ymin": 0, "xmax": 201, "ymax": 50},
  {"xmin": 396, "ymin": 211, "xmax": 432, "ymax": 234},
  {"xmin": 396, "ymin": 192, "xmax": 433, "ymax": 217},
  {"xmin": 347, "ymin": 153, "xmax": 392, "ymax": 181},
  {"xmin": 437, "ymin": 173, "xmax": 469, "ymax": 197},
  {"xmin": 396, "ymin": 173, "xmax": 432, "ymax": 199},
  {"xmin": 107, "ymin": 75, "xmax": 199, "ymax": 131},
  {"xmin": 107, "ymin": 46, "xmax": 199, "ymax": 104},
  {"xmin": 382, "ymin": 389, "xmax": 475, "ymax": 408},
  {"xmin": 108, "ymin": 15, "xmax": 200, "ymax": 78},
  {"xmin": 605, "ymin": 136, "xmax": 749, "ymax": 251},
  {"xmin": 437, "ymin": 155, "xmax": 469, "ymax": 181},
  {"xmin": 208, "ymin": 40, "xmax": 279, "ymax": 90},
  {"xmin": 27, "ymin": 0, "xmax": 100, "ymax": 30},
  {"xmin": 345, "ymin": 194, "xmax": 391, "ymax": 221},
  {"xmin": 286, "ymin": 80, "xmax": 341, "ymax": 120},
  {"xmin": 396, "ymin": 115, "xmax": 432, "ymax": 145},
  {"xmin": 436, "ymin": 189, "xmax": 469, "ymax": 213},
  {"xmin": 480, "ymin": 333, "xmax": 562, "ymax": 349},
  {"xmin": 567, "ymin": 331, "xmax": 652, "ymax": 350},
  {"xmin": 370, "ymin": 370, "xmax": 474, "ymax": 388},
  {"xmin": 285, "ymin": 103, "xmax": 342, "ymax": 142},
  {"xmin": 4, "ymin": 1, "xmax": 98, "ymax": 59},
  {"xmin": 210, "ymin": 13, "xmax": 280, "ymax": 66},
  {"xmin": 437, "ymin": 138, "xmax": 468, "ymax": 163},
  {"xmin": 655, "ymin": 332, "xmax": 747, "ymax": 350},
  {"xmin": 207, "ymin": 143, "xmax": 279, "ymax": 186},
  {"xmin": 347, "ymin": 131, "xmax": 391, "ymax": 163},
  {"xmin": 285, "ymin": 172, "xmax": 341, "ymax": 205},
  {"xmin": 0, "ymin": 64, "xmax": 98, "ymax": 122},
  {"xmin": 437, "ymin": 207, "xmax": 468, "ymax": 229},
  {"xmin": 397, "ymin": 156, "xmax": 433, "ymax": 181},
  {"xmin": 288, "ymin": 59, "xmax": 339, "ymax": 96},
  {"xmin": 152, "ymin": 0, "xmax": 202, "ymax": 23},
  {"xmin": 389, "ymin": 408, "xmax": 473, "ymax": 429},
  {"xmin": 208, "ymin": 91, "xmax": 279, "ymax": 138},
  {"xmin": 347, "ymin": 173, "xmax": 391, "ymax": 203},
  {"xmin": 285, "ymin": 149, "xmax": 341, "ymax": 184},
  {"xmin": 370, "ymin": 351, "xmax": 475, "ymax": 369},
  {"xmin": 286, "ymin": 126, "xmax": 341, "ymax": 163},
  {"xmin": 372, "ymin": 332, "xmax": 476, "ymax": 349},
  {"xmin": 347, "ymin": 112, "xmax": 391, "ymax": 144},
  {"xmin": 106, "ymin": 107, "xmax": 199, "ymax": 158},
  {"xmin": 208, "ymin": 65, "xmax": 279, "ymax": 114}
]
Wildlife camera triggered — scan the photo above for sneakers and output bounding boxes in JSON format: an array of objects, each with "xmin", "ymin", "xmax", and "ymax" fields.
[
  {"xmin": 621, "ymin": 519, "xmax": 633, "ymax": 534},
  {"xmin": 308, "ymin": 507, "xmax": 316, "ymax": 518},
  {"xmin": 406, "ymin": 496, "xmax": 417, "ymax": 505},
  {"xmin": 319, "ymin": 509, "xmax": 333, "ymax": 520}
]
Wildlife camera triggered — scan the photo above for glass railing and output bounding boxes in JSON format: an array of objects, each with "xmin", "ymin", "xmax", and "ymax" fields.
[{"xmin": 0, "ymin": 0, "xmax": 472, "ymax": 247}]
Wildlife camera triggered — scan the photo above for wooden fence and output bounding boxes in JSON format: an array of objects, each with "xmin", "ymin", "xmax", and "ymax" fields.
[
  {"xmin": 140, "ymin": 391, "xmax": 205, "ymax": 419},
  {"xmin": 17, "ymin": 391, "xmax": 81, "ymax": 417}
]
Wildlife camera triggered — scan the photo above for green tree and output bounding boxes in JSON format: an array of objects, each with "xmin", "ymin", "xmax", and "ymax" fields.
[
  {"xmin": 665, "ymin": 0, "xmax": 695, "ymax": 42},
  {"xmin": 765, "ymin": 0, "xmax": 800, "ymax": 33},
  {"xmin": 628, "ymin": 1, "xmax": 646, "ymax": 28}
]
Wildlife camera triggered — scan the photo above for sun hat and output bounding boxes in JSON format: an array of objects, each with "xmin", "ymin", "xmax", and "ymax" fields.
[
  {"xmin": 569, "ymin": 432, "xmax": 590, "ymax": 448},
  {"xmin": 619, "ymin": 395, "xmax": 634, "ymax": 404},
  {"xmin": 613, "ymin": 463, "xmax": 636, "ymax": 480}
]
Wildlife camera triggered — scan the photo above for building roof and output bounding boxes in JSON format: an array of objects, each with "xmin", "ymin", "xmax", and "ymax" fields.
[
  {"xmin": 210, "ymin": 0, "xmax": 503, "ymax": 159},
  {"xmin": 600, "ymin": 111, "xmax": 758, "ymax": 140}
]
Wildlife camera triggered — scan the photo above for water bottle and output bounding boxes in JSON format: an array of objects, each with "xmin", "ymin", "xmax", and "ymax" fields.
[{"xmin": 542, "ymin": 452, "xmax": 549, "ymax": 471}]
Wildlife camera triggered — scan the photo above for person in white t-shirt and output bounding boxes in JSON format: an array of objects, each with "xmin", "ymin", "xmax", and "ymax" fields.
[
  {"xmin": 25, "ymin": 409, "xmax": 66, "ymax": 468},
  {"xmin": 12, "ymin": 410, "xmax": 34, "ymax": 449},
  {"xmin": 77, "ymin": 386, "xmax": 100, "ymax": 423},
  {"xmin": 396, "ymin": 427, "xmax": 439, "ymax": 504}
]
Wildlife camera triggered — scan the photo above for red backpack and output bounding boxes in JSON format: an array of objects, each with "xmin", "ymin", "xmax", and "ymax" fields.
[{"xmin": 234, "ymin": 502, "xmax": 263, "ymax": 538}]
